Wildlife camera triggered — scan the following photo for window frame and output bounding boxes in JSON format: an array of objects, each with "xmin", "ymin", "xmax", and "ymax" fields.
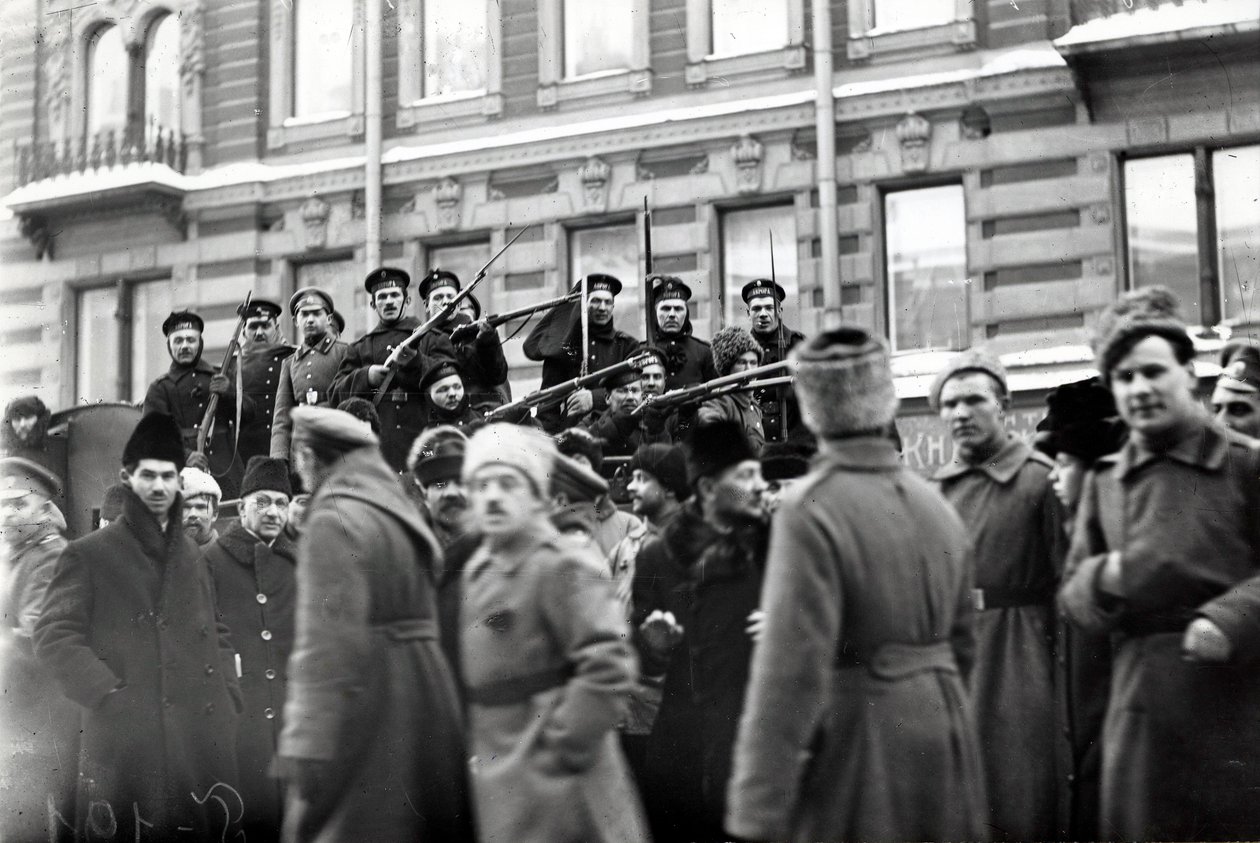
[
  {"xmin": 847, "ymin": 0, "xmax": 976, "ymax": 63},
  {"xmin": 716, "ymin": 200, "xmax": 801, "ymax": 329},
  {"xmin": 536, "ymin": 0, "xmax": 652, "ymax": 110},
  {"xmin": 565, "ymin": 218, "xmax": 646, "ymax": 336},
  {"xmin": 684, "ymin": 0, "xmax": 806, "ymax": 88},
  {"xmin": 72, "ymin": 273, "xmax": 176, "ymax": 406},
  {"xmin": 395, "ymin": 0, "xmax": 504, "ymax": 130}
]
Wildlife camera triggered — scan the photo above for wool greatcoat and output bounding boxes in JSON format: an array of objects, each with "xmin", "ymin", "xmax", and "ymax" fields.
[
  {"xmin": 536, "ymin": 321, "xmax": 641, "ymax": 434},
  {"xmin": 33, "ymin": 488, "xmax": 244, "ymax": 842},
  {"xmin": 279, "ymin": 445, "xmax": 473, "ymax": 843},
  {"xmin": 238, "ymin": 342, "xmax": 296, "ymax": 466},
  {"xmin": 1062, "ymin": 419, "xmax": 1260, "ymax": 841},
  {"xmin": 330, "ymin": 316, "xmax": 457, "ymax": 472},
  {"xmin": 460, "ymin": 521, "xmax": 648, "ymax": 843},
  {"xmin": 203, "ymin": 523, "xmax": 298, "ymax": 841},
  {"xmin": 934, "ymin": 434, "xmax": 1063, "ymax": 841},
  {"xmin": 269, "ymin": 335, "xmax": 352, "ymax": 461},
  {"xmin": 726, "ymin": 437, "xmax": 987, "ymax": 843}
]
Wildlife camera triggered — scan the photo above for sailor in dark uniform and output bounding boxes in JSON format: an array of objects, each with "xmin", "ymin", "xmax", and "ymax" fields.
[
  {"xmin": 651, "ymin": 275, "xmax": 716, "ymax": 391},
  {"xmin": 417, "ymin": 269, "xmax": 509, "ymax": 415},
  {"xmin": 237, "ymin": 298, "xmax": 296, "ymax": 465},
  {"xmin": 742, "ymin": 278, "xmax": 806, "ymax": 444},
  {"xmin": 270, "ymin": 287, "xmax": 352, "ymax": 460}
]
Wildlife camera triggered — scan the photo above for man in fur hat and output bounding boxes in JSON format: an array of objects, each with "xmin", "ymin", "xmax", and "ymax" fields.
[
  {"xmin": 270, "ymin": 287, "xmax": 351, "ymax": 461},
  {"xmin": 697, "ymin": 325, "xmax": 766, "ymax": 453},
  {"xmin": 144, "ymin": 310, "xmax": 252, "ymax": 499},
  {"xmin": 634, "ymin": 419, "xmax": 769, "ymax": 842},
  {"xmin": 726, "ymin": 326, "xmax": 986, "ymax": 843},
  {"xmin": 202, "ymin": 456, "xmax": 296, "ymax": 842},
  {"xmin": 237, "ymin": 299, "xmax": 296, "ymax": 466},
  {"xmin": 34, "ymin": 413, "xmax": 244, "ymax": 841},
  {"xmin": 1211, "ymin": 339, "xmax": 1260, "ymax": 439},
  {"xmin": 650, "ymin": 275, "xmax": 717, "ymax": 391},
  {"xmin": 930, "ymin": 347, "xmax": 1063, "ymax": 841},
  {"xmin": 2, "ymin": 394, "xmax": 53, "ymax": 468},
  {"xmin": 418, "ymin": 269, "xmax": 510, "ymax": 414},
  {"xmin": 1059, "ymin": 287, "xmax": 1260, "ymax": 841},
  {"xmin": 742, "ymin": 278, "xmax": 806, "ymax": 443},
  {"xmin": 180, "ymin": 465, "xmax": 222, "ymax": 548},
  {"xmin": 330, "ymin": 267, "xmax": 457, "ymax": 473}
]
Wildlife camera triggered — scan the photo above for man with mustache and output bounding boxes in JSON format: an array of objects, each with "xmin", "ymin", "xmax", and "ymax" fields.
[
  {"xmin": 143, "ymin": 310, "xmax": 252, "ymax": 499},
  {"xmin": 271, "ymin": 288, "xmax": 351, "ymax": 461},
  {"xmin": 742, "ymin": 279, "xmax": 806, "ymax": 444},
  {"xmin": 331, "ymin": 267, "xmax": 457, "ymax": 473},
  {"xmin": 237, "ymin": 300, "xmax": 296, "ymax": 466},
  {"xmin": 203, "ymin": 456, "xmax": 296, "ymax": 842},
  {"xmin": 180, "ymin": 465, "xmax": 222, "ymax": 548},
  {"xmin": 931, "ymin": 348, "xmax": 1063, "ymax": 841},
  {"xmin": 418, "ymin": 269, "xmax": 509, "ymax": 414},
  {"xmin": 1059, "ymin": 287, "xmax": 1260, "ymax": 841},
  {"xmin": 581, "ymin": 367, "xmax": 670, "ymax": 459}
]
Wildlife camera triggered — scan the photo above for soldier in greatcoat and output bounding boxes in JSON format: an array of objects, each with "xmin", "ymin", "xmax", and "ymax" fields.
[
  {"xmin": 330, "ymin": 267, "xmax": 457, "ymax": 473},
  {"xmin": 742, "ymin": 279, "xmax": 806, "ymax": 444},
  {"xmin": 34, "ymin": 413, "xmax": 244, "ymax": 841},
  {"xmin": 203, "ymin": 456, "xmax": 296, "ymax": 842},
  {"xmin": 143, "ymin": 310, "xmax": 252, "ymax": 499},
  {"xmin": 725, "ymin": 326, "xmax": 987, "ymax": 843},
  {"xmin": 418, "ymin": 269, "xmax": 510, "ymax": 414},
  {"xmin": 278, "ymin": 406, "xmax": 473, "ymax": 843},
  {"xmin": 237, "ymin": 300, "xmax": 296, "ymax": 465},
  {"xmin": 271, "ymin": 288, "xmax": 351, "ymax": 461},
  {"xmin": 931, "ymin": 347, "xmax": 1064, "ymax": 841},
  {"xmin": 459, "ymin": 424, "xmax": 648, "ymax": 843},
  {"xmin": 1059, "ymin": 287, "xmax": 1260, "ymax": 841}
]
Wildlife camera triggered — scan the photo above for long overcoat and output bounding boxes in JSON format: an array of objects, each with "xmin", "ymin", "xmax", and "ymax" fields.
[
  {"xmin": 725, "ymin": 437, "xmax": 987, "ymax": 843},
  {"xmin": 934, "ymin": 435, "xmax": 1063, "ymax": 840},
  {"xmin": 203, "ymin": 523, "xmax": 298, "ymax": 840},
  {"xmin": 278, "ymin": 446, "xmax": 472, "ymax": 843},
  {"xmin": 460, "ymin": 522, "xmax": 648, "ymax": 843},
  {"xmin": 33, "ymin": 489, "xmax": 243, "ymax": 841},
  {"xmin": 238, "ymin": 342, "xmax": 296, "ymax": 465},
  {"xmin": 1062, "ymin": 420, "xmax": 1260, "ymax": 841},
  {"xmin": 330, "ymin": 317, "xmax": 456, "ymax": 471},
  {"xmin": 269, "ymin": 335, "xmax": 351, "ymax": 460}
]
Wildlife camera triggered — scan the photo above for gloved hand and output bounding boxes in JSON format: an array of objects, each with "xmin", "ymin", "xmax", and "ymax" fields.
[
  {"xmin": 642, "ymin": 403, "xmax": 670, "ymax": 435},
  {"xmin": 639, "ymin": 610, "xmax": 684, "ymax": 654},
  {"xmin": 1057, "ymin": 552, "xmax": 1120, "ymax": 634},
  {"xmin": 563, "ymin": 389, "xmax": 593, "ymax": 419},
  {"xmin": 209, "ymin": 374, "xmax": 231, "ymax": 396},
  {"xmin": 1183, "ymin": 618, "xmax": 1232, "ymax": 663}
]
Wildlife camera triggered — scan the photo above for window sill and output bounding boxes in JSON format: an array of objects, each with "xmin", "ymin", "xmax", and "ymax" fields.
[
  {"xmin": 537, "ymin": 68, "xmax": 652, "ymax": 110},
  {"xmin": 847, "ymin": 19, "xmax": 976, "ymax": 62},
  {"xmin": 396, "ymin": 91, "xmax": 504, "ymax": 130},
  {"xmin": 685, "ymin": 44, "xmax": 807, "ymax": 88},
  {"xmin": 268, "ymin": 113, "xmax": 364, "ymax": 151}
]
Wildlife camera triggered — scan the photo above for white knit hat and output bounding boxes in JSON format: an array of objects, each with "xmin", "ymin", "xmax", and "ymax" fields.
[
  {"xmin": 180, "ymin": 466, "xmax": 222, "ymax": 502},
  {"xmin": 462, "ymin": 423, "xmax": 556, "ymax": 497}
]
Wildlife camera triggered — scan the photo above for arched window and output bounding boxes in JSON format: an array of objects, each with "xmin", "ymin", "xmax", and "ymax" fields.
[
  {"xmin": 293, "ymin": 0, "xmax": 354, "ymax": 118},
  {"xmin": 145, "ymin": 14, "xmax": 181, "ymax": 136},
  {"xmin": 87, "ymin": 24, "xmax": 128, "ymax": 136}
]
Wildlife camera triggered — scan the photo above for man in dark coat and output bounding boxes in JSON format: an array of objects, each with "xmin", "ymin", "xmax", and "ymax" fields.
[
  {"xmin": 278, "ymin": 406, "xmax": 473, "ymax": 842},
  {"xmin": 651, "ymin": 275, "xmax": 716, "ymax": 392},
  {"xmin": 418, "ymin": 269, "xmax": 510, "ymax": 414},
  {"xmin": 742, "ymin": 279, "xmax": 806, "ymax": 444},
  {"xmin": 330, "ymin": 267, "xmax": 457, "ymax": 473},
  {"xmin": 582, "ymin": 367, "xmax": 670, "ymax": 458},
  {"xmin": 726, "ymin": 326, "xmax": 987, "ymax": 843},
  {"xmin": 270, "ymin": 287, "xmax": 352, "ymax": 461},
  {"xmin": 143, "ymin": 310, "xmax": 252, "ymax": 499},
  {"xmin": 33, "ymin": 413, "xmax": 244, "ymax": 842},
  {"xmin": 1059, "ymin": 287, "xmax": 1260, "ymax": 841},
  {"xmin": 203, "ymin": 456, "xmax": 297, "ymax": 842},
  {"xmin": 931, "ymin": 347, "xmax": 1063, "ymax": 841},
  {"xmin": 419, "ymin": 360, "xmax": 480, "ymax": 430},
  {"xmin": 524, "ymin": 274, "xmax": 640, "ymax": 434},
  {"xmin": 635, "ymin": 420, "xmax": 770, "ymax": 843},
  {"xmin": 237, "ymin": 300, "xmax": 296, "ymax": 466}
]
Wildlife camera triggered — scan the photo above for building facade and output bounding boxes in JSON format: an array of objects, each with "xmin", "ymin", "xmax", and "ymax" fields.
[{"xmin": 1, "ymin": 0, "xmax": 1256, "ymax": 473}]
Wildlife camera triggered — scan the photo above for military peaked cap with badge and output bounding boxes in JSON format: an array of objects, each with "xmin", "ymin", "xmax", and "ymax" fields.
[
  {"xmin": 162, "ymin": 310, "xmax": 205, "ymax": 336},
  {"xmin": 244, "ymin": 299, "xmax": 283, "ymax": 321},
  {"xmin": 289, "ymin": 287, "xmax": 335, "ymax": 317},
  {"xmin": 408, "ymin": 425, "xmax": 468, "ymax": 485},
  {"xmin": 1218, "ymin": 341, "xmax": 1260, "ymax": 394},
  {"xmin": 363, "ymin": 266, "xmax": 411, "ymax": 295},
  {"xmin": 0, "ymin": 456, "xmax": 63, "ymax": 500},
  {"xmin": 418, "ymin": 269, "xmax": 461, "ymax": 302},
  {"xmin": 741, "ymin": 278, "xmax": 787, "ymax": 304}
]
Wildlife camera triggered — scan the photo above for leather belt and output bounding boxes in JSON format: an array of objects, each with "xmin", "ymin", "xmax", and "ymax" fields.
[
  {"xmin": 972, "ymin": 587, "xmax": 1053, "ymax": 611},
  {"xmin": 466, "ymin": 665, "xmax": 571, "ymax": 707},
  {"xmin": 834, "ymin": 640, "xmax": 957, "ymax": 681},
  {"xmin": 371, "ymin": 618, "xmax": 437, "ymax": 642}
]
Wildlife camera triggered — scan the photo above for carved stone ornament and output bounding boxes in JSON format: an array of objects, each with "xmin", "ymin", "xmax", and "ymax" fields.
[
  {"xmin": 896, "ymin": 113, "xmax": 932, "ymax": 173},
  {"xmin": 1089, "ymin": 204, "xmax": 1110, "ymax": 225},
  {"xmin": 300, "ymin": 196, "xmax": 331, "ymax": 250},
  {"xmin": 959, "ymin": 105, "xmax": 991, "ymax": 140},
  {"xmin": 179, "ymin": 0, "xmax": 206, "ymax": 97},
  {"xmin": 1093, "ymin": 255, "xmax": 1114, "ymax": 277},
  {"xmin": 578, "ymin": 157, "xmax": 611, "ymax": 212},
  {"xmin": 732, "ymin": 135, "xmax": 764, "ymax": 195},
  {"xmin": 435, "ymin": 178, "xmax": 462, "ymax": 231},
  {"xmin": 41, "ymin": 15, "xmax": 71, "ymax": 142},
  {"xmin": 19, "ymin": 215, "xmax": 53, "ymax": 260}
]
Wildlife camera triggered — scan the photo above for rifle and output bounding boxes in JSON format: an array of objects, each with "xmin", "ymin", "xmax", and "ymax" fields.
[
  {"xmin": 632, "ymin": 360, "xmax": 790, "ymax": 415},
  {"xmin": 487, "ymin": 352, "xmax": 655, "ymax": 422},
  {"xmin": 643, "ymin": 198, "xmax": 656, "ymax": 347},
  {"xmin": 770, "ymin": 230, "xmax": 788, "ymax": 441},
  {"xmin": 196, "ymin": 291, "xmax": 252, "ymax": 454},
  {"xmin": 448, "ymin": 291, "xmax": 580, "ymax": 344},
  {"xmin": 373, "ymin": 225, "xmax": 531, "ymax": 406}
]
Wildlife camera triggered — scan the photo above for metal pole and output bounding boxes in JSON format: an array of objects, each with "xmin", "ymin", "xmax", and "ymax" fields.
[
  {"xmin": 365, "ymin": 0, "xmax": 383, "ymax": 272},
  {"xmin": 812, "ymin": 0, "xmax": 841, "ymax": 326}
]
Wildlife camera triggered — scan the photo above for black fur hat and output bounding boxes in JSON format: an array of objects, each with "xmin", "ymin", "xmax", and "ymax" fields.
[
  {"xmin": 685, "ymin": 419, "xmax": 756, "ymax": 485},
  {"xmin": 555, "ymin": 427, "xmax": 604, "ymax": 474},
  {"xmin": 1035, "ymin": 377, "xmax": 1126, "ymax": 463},
  {"xmin": 122, "ymin": 413, "xmax": 186, "ymax": 470},
  {"xmin": 240, "ymin": 456, "xmax": 292, "ymax": 498}
]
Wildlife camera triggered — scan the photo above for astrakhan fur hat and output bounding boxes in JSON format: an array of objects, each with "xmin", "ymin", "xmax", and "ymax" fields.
[{"xmin": 711, "ymin": 326, "xmax": 762, "ymax": 376}]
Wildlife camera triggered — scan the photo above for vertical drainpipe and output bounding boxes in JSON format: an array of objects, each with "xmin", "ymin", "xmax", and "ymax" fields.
[
  {"xmin": 365, "ymin": 0, "xmax": 383, "ymax": 272},
  {"xmin": 812, "ymin": 0, "xmax": 841, "ymax": 327}
]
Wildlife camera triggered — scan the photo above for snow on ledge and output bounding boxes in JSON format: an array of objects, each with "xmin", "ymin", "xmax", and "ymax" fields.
[
  {"xmin": 3, "ymin": 162, "xmax": 192, "ymax": 209},
  {"xmin": 1055, "ymin": 0, "xmax": 1259, "ymax": 49}
]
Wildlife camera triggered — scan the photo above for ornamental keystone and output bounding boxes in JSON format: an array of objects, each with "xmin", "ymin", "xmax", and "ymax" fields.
[
  {"xmin": 732, "ymin": 135, "xmax": 764, "ymax": 194},
  {"xmin": 896, "ymin": 113, "xmax": 932, "ymax": 173}
]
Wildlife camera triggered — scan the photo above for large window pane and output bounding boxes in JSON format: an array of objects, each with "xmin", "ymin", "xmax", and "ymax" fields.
[
  {"xmin": 423, "ymin": 0, "xmax": 487, "ymax": 97},
  {"xmin": 570, "ymin": 225, "xmax": 643, "ymax": 337},
  {"xmin": 77, "ymin": 287, "xmax": 121, "ymax": 404},
  {"xmin": 885, "ymin": 185, "xmax": 969, "ymax": 352},
  {"xmin": 1215, "ymin": 145, "xmax": 1260, "ymax": 327},
  {"xmin": 130, "ymin": 281, "xmax": 174, "ymax": 403},
  {"xmin": 871, "ymin": 0, "xmax": 956, "ymax": 33},
  {"xmin": 720, "ymin": 205, "xmax": 799, "ymax": 328},
  {"xmin": 711, "ymin": 0, "xmax": 788, "ymax": 58},
  {"xmin": 294, "ymin": 0, "xmax": 354, "ymax": 118},
  {"xmin": 1124, "ymin": 155, "xmax": 1200, "ymax": 322},
  {"xmin": 145, "ymin": 15, "xmax": 181, "ymax": 135},
  {"xmin": 564, "ymin": 0, "xmax": 633, "ymax": 78},
  {"xmin": 87, "ymin": 25, "xmax": 128, "ymax": 136},
  {"xmin": 429, "ymin": 241, "xmax": 492, "ymax": 310},
  {"xmin": 295, "ymin": 258, "xmax": 363, "ymax": 340}
]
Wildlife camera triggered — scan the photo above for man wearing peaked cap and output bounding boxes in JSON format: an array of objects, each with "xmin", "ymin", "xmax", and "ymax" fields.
[
  {"xmin": 650, "ymin": 275, "xmax": 717, "ymax": 392},
  {"xmin": 33, "ymin": 411, "xmax": 245, "ymax": 840},
  {"xmin": 271, "ymin": 286, "xmax": 352, "ymax": 461},
  {"xmin": 280, "ymin": 403, "xmax": 473, "ymax": 842},
  {"xmin": 554, "ymin": 426, "xmax": 643, "ymax": 558},
  {"xmin": 329, "ymin": 267, "xmax": 458, "ymax": 473},
  {"xmin": 742, "ymin": 278, "xmax": 807, "ymax": 444},
  {"xmin": 524, "ymin": 272, "xmax": 641, "ymax": 434},
  {"xmin": 202, "ymin": 454, "xmax": 297, "ymax": 840},
  {"xmin": 725, "ymin": 326, "xmax": 987, "ymax": 842},
  {"xmin": 419, "ymin": 268, "xmax": 510, "ymax": 416},
  {"xmin": 145, "ymin": 309, "xmax": 252, "ymax": 498},
  {"xmin": 1211, "ymin": 340, "xmax": 1260, "ymax": 439},
  {"xmin": 239, "ymin": 298, "xmax": 296, "ymax": 468}
]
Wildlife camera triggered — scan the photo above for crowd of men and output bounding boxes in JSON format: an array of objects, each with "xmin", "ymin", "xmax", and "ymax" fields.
[{"xmin": 2, "ymin": 266, "xmax": 1260, "ymax": 843}]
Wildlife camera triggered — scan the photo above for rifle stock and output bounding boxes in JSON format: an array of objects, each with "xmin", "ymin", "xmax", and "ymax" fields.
[{"xmin": 487, "ymin": 353, "xmax": 653, "ymax": 421}]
